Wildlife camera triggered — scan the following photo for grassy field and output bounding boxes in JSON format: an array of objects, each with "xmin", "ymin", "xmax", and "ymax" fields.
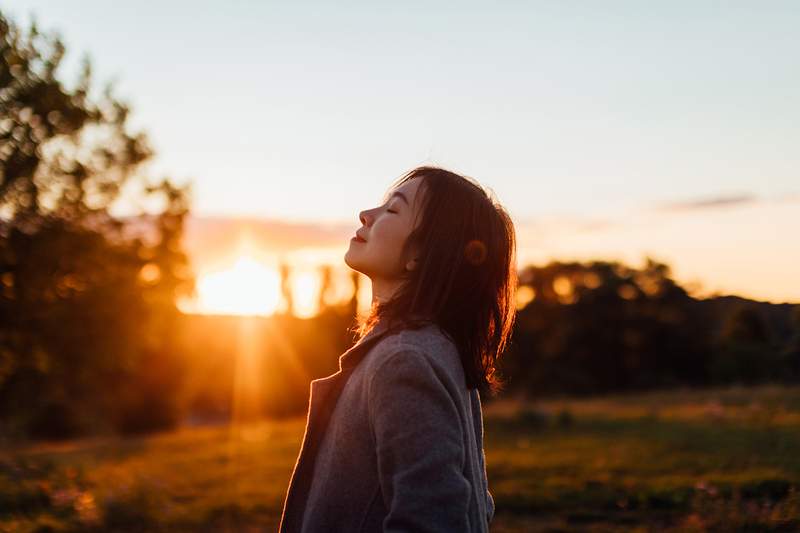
[{"xmin": 2, "ymin": 384, "xmax": 800, "ymax": 532}]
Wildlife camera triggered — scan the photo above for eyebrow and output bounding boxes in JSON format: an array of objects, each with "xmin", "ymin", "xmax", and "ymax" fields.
[{"xmin": 388, "ymin": 191, "xmax": 409, "ymax": 206}]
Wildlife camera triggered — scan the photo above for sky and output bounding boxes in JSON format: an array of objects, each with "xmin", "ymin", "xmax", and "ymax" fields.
[{"xmin": 3, "ymin": 1, "xmax": 799, "ymax": 306}]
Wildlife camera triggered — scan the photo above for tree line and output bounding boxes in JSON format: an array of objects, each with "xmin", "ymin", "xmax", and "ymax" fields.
[{"xmin": 500, "ymin": 260, "xmax": 800, "ymax": 397}]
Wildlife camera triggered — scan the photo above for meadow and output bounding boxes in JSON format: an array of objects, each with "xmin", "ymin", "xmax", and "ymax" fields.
[{"xmin": 2, "ymin": 384, "xmax": 799, "ymax": 532}]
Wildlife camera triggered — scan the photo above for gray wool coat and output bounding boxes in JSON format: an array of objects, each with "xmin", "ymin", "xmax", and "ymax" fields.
[{"xmin": 278, "ymin": 318, "xmax": 495, "ymax": 532}]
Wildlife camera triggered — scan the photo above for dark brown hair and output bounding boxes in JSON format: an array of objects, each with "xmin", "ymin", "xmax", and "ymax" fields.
[{"xmin": 353, "ymin": 166, "xmax": 517, "ymax": 396}]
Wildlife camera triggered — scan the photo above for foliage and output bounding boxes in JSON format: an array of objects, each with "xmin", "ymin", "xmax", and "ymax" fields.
[
  {"xmin": 500, "ymin": 257, "xmax": 798, "ymax": 397},
  {"xmin": 0, "ymin": 9, "xmax": 193, "ymax": 438},
  {"xmin": 503, "ymin": 258, "xmax": 711, "ymax": 395},
  {"xmin": 710, "ymin": 304, "xmax": 783, "ymax": 385}
]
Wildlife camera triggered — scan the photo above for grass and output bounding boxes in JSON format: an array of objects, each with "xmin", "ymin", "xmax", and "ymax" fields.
[{"xmin": 2, "ymin": 384, "xmax": 800, "ymax": 532}]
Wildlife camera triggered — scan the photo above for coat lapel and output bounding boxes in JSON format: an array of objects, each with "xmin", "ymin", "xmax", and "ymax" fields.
[
  {"xmin": 304, "ymin": 318, "xmax": 392, "ymax": 426},
  {"xmin": 278, "ymin": 319, "xmax": 393, "ymax": 532}
]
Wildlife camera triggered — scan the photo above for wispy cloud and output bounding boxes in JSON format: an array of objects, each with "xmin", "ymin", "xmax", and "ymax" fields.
[{"xmin": 654, "ymin": 193, "xmax": 758, "ymax": 212}]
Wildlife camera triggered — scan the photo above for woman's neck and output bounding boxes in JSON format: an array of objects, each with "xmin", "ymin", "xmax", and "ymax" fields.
[{"xmin": 370, "ymin": 278, "xmax": 404, "ymax": 305}]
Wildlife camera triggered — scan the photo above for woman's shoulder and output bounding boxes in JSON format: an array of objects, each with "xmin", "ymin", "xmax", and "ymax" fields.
[
  {"xmin": 367, "ymin": 323, "xmax": 464, "ymax": 383},
  {"xmin": 378, "ymin": 322, "xmax": 456, "ymax": 354}
]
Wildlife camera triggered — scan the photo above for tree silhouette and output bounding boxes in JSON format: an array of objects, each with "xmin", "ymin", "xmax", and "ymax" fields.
[
  {"xmin": 0, "ymin": 14, "xmax": 152, "ymax": 223},
  {"xmin": 348, "ymin": 270, "xmax": 360, "ymax": 319},
  {"xmin": 709, "ymin": 305, "xmax": 779, "ymax": 384},
  {"xmin": 503, "ymin": 257, "xmax": 711, "ymax": 395},
  {"xmin": 279, "ymin": 261, "xmax": 294, "ymax": 317},
  {"xmin": 317, "ymin": 264, "xmax": 333, "ymax": 313},
  {"xmin": 720, "ymin": 305, "xmax": 772, "ymax": 345},
  {"xmin": 0, "ymin": 9, "xmax": 193, "ymax": 438},
  {"xmin": 783, "ymin": 305, "xmax": 800, "ymax": 380}
]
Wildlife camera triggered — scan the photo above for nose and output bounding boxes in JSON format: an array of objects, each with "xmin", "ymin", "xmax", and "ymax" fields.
[{"xmin": 359, "ymin": 209, "xmax": 372, "ymax": 227}]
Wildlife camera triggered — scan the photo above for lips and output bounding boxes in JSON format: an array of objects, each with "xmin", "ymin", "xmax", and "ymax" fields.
[{"xmin": 352, "ymin": 234, "xmax": 367, "ymax": 243}]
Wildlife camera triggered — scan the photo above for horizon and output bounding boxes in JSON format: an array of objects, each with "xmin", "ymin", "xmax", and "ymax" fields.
[{"xmin": 176, "ymin": 194, "xmax": 800, "ymax": 317}]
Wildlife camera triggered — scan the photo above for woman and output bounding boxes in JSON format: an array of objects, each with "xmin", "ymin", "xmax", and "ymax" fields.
[{"xmin": 279, "ymin": 166, "xmax": 517, "ymax": 532}]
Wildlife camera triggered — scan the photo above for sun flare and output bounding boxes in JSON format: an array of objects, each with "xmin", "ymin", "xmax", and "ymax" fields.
[{"xmin": 193, "ymin": 256, "xmax": 281, "ymax": 316}]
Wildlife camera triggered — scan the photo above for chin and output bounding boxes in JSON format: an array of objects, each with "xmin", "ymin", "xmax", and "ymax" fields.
[
  {"xmin": 345, "ymin": 257, "xmax": 376, "ymax": 282},
  {"xmin": 344, "ymin": 251, "xmax": 363, "ymax": 274}
]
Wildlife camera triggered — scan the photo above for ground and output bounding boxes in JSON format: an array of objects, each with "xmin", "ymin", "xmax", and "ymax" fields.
[{"xmin": 2, "ymin": 384, "xmax": 799, "ymax": 532}]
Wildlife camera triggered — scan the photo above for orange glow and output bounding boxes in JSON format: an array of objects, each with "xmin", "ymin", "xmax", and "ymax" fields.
[
  {"xmin": 516, "ymin": 285, "xmax": 535, "ymax": 309},
  {"xmin": 290, "ymin": 269, "xmax": 321, "ymax": 318},
  {"xmin": 189, "ymin": 256, "xmax": 281, "ymax": 316}
]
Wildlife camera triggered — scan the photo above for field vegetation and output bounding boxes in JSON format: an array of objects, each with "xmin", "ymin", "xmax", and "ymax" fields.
[{"xmin": 2, "ymin": 384, "xmax": 799, "ymax": 532}]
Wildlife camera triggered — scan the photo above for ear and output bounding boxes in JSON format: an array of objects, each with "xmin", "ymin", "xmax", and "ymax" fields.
[{"xmin": 404, "ymin": 241, "xmax": 420, "ymax": 272}]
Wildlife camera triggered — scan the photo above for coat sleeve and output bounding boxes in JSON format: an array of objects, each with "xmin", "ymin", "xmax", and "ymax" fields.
[
  {"xmin": 471, "ymin": 390, "xmax": 495, "ymax": 526},
  {"xmin": 487, "ymin": 489, "xmax": 495, "ymax": 524},
  {"xmin": 368, "ymin": 348, "xmax": 472, "ymax": 533}
]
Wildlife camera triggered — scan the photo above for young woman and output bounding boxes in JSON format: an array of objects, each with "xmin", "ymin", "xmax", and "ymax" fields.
[{"xmin": 279, "ymin": 166, "xmax": 517, "ymax": 532}]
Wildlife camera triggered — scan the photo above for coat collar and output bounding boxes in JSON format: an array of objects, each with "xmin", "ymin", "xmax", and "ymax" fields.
[
  {"xmin": 336, "ymin": 313, "xmax": 438, "ymax": 370},
  {"xmin": 337, "ymin": 317, "xmax": 392, "ymax": 370}
]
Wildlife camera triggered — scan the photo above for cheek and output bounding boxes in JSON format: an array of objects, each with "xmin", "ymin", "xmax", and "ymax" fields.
[
  {"xmin": 374, "ymin": 220, "xmax": 410, "ymax": 250},
  {"xmin": 370, "ymin": 222, "xmax": 411, "ymax": 265}
]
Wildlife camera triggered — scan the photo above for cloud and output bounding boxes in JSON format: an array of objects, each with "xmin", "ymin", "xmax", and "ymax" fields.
[{"xmin": 655, "ymin": 193, "xmax": 758, "ymax": 212}]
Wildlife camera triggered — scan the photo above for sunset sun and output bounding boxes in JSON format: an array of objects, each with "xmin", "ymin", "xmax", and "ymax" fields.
[{"xmin": 194, "ymin": 256, "xmax": 281, "ymax": 316}]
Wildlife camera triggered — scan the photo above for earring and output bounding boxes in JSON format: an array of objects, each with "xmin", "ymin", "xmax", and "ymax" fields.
[{"xmin": 465, "ymin": 240, "xmax": 487, "ymax": 265}]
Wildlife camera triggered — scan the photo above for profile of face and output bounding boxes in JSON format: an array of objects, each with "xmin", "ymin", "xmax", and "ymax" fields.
[{"xmin": 344, "ymin": 177, "xmax": 425, "ymax": 295}]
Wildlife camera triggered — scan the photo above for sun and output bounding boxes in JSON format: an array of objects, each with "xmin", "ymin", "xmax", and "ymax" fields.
[{"xmin": 191, "ymin": 256, "xmax": 281, "ymax": 316}]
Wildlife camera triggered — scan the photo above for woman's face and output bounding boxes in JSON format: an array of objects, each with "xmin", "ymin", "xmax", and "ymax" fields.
[{"xmin": 344, "ymin": 177, "xmax": 425, "ymax": 284}]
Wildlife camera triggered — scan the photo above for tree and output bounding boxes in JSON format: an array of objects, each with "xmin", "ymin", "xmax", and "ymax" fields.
[
  {"xmin": 503, "ymin": 257, "xmax": 710, "ymax": 395},
  {"xmin": 279, "ymin": 261, "xmax": 294, "ymax": 316},
  {"xmin": 779, "ymin": 305, "xmax": 800, "ymax": 381},
  {"xmin": 348, "ymin": 270, "xmax": 360, "ymax": 319},
  {"xmin": 710, "ymin": 305, "xmax": 778, "ymax": 385},
  {"xmin": 0, "ymin": 9, "xmax": 194, "ymax": 438},
  {"xmin": 317, "ymin": 264, "xmax": 334, "ymax": 313}
]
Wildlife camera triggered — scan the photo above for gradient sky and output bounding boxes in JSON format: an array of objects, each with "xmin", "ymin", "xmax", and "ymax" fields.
[{"xmin": 4, "ymin": 1, "xmax": 799, "ymax": 304}]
